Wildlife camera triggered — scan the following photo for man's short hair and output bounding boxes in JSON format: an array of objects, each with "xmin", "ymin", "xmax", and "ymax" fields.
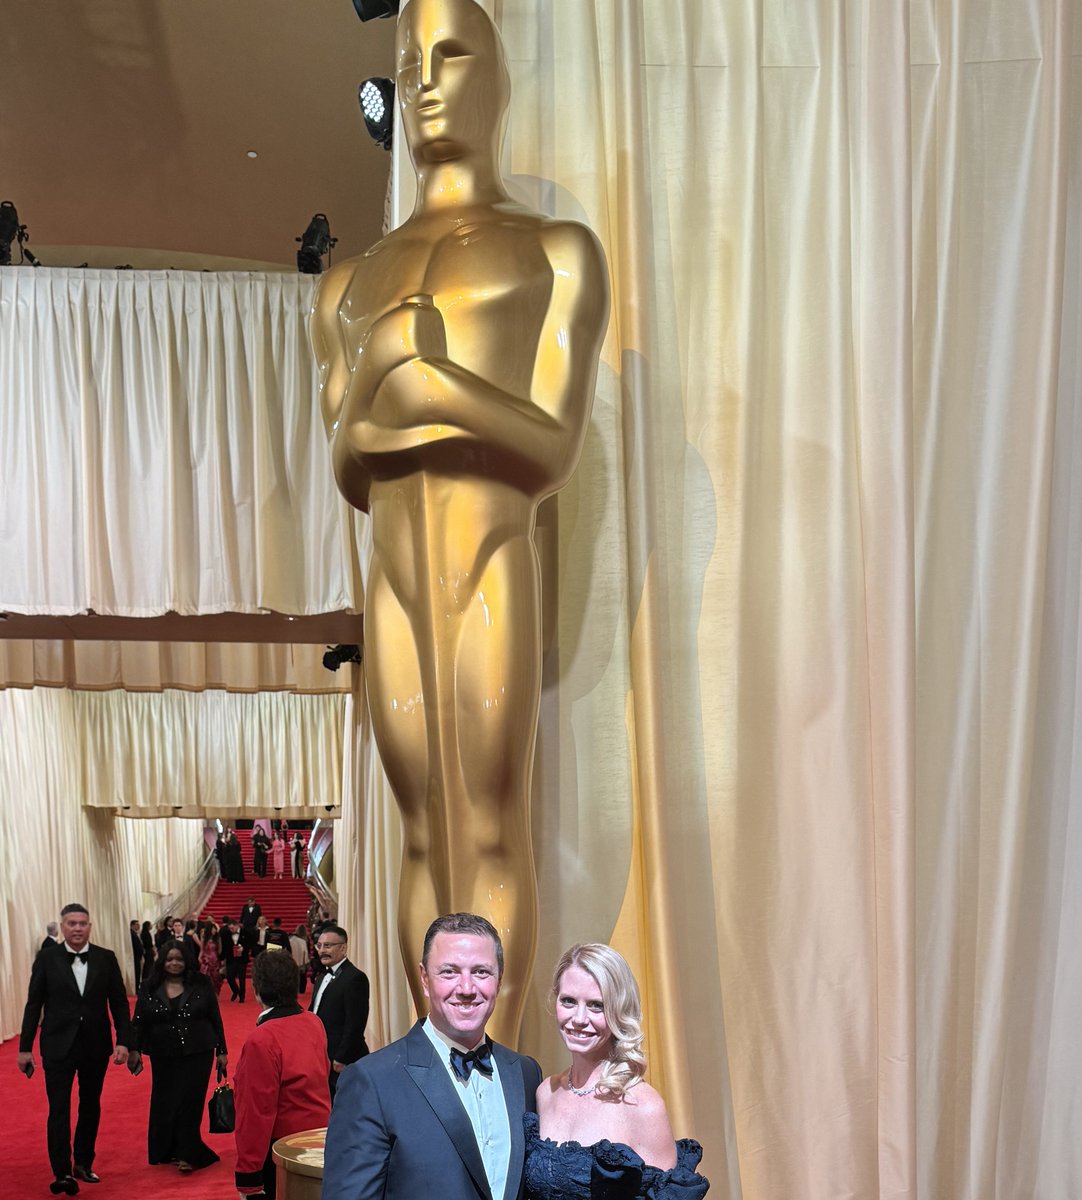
[
  {"xmin": 252, "ymin": 951, "xmax": 299, "ymax": 1008},
  {"xmin": 422, "ymin": 913, "xmax": 504, "ymax": 976},
  {"xmin": 60, "ymin": 903, "xmax": 89, "ymax": 918},
  {"xmin": 316, "ymin": 924, "xmax": 348, "ymax": 944}
]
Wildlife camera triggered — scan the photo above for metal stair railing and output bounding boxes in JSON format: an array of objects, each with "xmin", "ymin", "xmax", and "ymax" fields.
[{"xmin": 153, "ymin": 848, "xmax": 219, "ymax": 925}]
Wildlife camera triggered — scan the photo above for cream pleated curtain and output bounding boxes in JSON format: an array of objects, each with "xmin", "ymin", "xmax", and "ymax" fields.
[
  {"xmin": 0, "ymin": 687, "xmax": 207, "ymax": 1037},
  {"xmin": 340, "ymin": 1, "xmax": 1082, "ymax": 1197},
  {"xmin": 0, "ymin": 639, "xmax": 350, "ymax": 691},
  {"xmin": 0, "ymin": 268, "xmax": 362, "ymax": 616}
]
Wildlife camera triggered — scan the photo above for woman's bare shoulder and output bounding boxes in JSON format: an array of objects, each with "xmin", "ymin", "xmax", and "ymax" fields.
[{"xmin": 619, "ymin": 1081, "xmax": 677, "ymax": 1169}]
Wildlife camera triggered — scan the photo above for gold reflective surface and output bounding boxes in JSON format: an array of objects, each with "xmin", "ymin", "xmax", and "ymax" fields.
[{"xmin": 312, "ymin": 0, "xmax": 608, "ymax": 1042}]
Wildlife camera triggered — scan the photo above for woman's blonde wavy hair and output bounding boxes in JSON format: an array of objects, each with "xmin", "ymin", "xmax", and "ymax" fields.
[{"xmin": 551, "ymin": 943, "xmax": 647, "ymax": 1101}]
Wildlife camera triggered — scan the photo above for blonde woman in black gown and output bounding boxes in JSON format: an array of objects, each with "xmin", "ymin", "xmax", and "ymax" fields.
[{"xmin": 526, "ymin": 944, "xmax": 708, "ymax": 1200}]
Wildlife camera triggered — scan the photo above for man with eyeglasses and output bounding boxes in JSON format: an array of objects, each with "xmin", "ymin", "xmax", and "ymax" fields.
[{"xmin": 308, "ymin": 924, "xmax": 369, "ymax": 1099}]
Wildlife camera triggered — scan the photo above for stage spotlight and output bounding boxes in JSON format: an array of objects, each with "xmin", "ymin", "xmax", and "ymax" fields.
[
  {"xmin": 0, "ymin": 201, "xmax": 17, "ymax": 264},
  {"xmin": 296, "ymin": 212, "xmax": 338, "ymax": 274},
  {"xmin": 352, "ymin": 0, "xmax": 399, "ymax": 20},
  {"xmin": 322, "ymin": 644, "xmax": 362, "ymax": 672},
  {"xmin": 359, "ymin": 77, "xmax": 395, "ymax": 150},
  {"xmin": 0, "ymin": 200, "xmax": 41, "ymax": 267}
]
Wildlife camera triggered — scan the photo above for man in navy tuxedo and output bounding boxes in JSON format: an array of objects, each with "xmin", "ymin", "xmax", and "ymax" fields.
[
  {"xmin": 322, "ymin": 912, "xmax": 541, "ymax": 1200},
  {"xmin": 17, "ymin": 903, "xmax": 131, "ymax": 1196}
]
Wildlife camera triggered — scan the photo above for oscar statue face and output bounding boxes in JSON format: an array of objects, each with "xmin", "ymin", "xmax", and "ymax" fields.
[{"xmin": 397, "ymin": 0, "xmax": 510, "ymax": 168}]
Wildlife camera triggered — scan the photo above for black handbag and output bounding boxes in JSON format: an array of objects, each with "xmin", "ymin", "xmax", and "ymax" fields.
[{"xmin": 207, "ymin": 1081, "xmax": 236, "ymax": 1134}]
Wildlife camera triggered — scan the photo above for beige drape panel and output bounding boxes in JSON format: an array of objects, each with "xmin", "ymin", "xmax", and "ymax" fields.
[
  {"xmin": 0, "ymin": 687, "xmax": 206, "ymax": 1038},
  {"xmin": 66, "ymin": 687, "xmax": 346, "ymax": 816},
  {"xmin": 0, "ymin": 267, "xmax": 362, "ymax": 616},
  {"xmin": 0, "ymin": 640, "xmax": 350, "ymax": 692}
]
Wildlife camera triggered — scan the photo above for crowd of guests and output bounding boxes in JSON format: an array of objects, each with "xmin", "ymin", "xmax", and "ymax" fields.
[
  {"xmin": 126, "ymin": 903, "xmax": 326, "ymax": 1000},
  {"xmin": 21, "ymin": 901, "xmax": 707, "ymax": 1200}
]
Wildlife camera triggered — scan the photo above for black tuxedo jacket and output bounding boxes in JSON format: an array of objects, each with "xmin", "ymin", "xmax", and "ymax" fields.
[
  {"xmin": 240, "ymin": 903, "xmax": 262, "ymax": 928},
  {"xmin": 322, "ymin": 1021, "xmax": 541, "ymax": 1200},
  {"xmin": 222, "ymin": 932, "xmax": 249, "ymax": 964},
  {"xmin": 19, "ymin": 943, "xmax": 131, "ymax": 1066},
  {"xmin": 310, "ymin": 958, "xmax": 370, "ymax": 1064}
]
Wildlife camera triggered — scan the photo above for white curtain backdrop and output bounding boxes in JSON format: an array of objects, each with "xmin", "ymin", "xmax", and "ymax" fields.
[
  {"xmin": 0, "ymin": 268, "xmax": 362, "ymax": 617},
  {"xmin": 0, "ymin": 686, "xmax": 206, "ymax": 1037}
]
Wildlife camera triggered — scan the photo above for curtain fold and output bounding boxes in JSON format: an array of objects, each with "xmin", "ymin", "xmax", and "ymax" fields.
[{"xmin": 0, "ymin": 268, "xmax": 362, "ymax": 617}]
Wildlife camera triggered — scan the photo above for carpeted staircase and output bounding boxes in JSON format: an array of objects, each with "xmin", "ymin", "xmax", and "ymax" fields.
[{"xmin": 199, "ymin": 827, "xmax": 311, "ymax": 931}]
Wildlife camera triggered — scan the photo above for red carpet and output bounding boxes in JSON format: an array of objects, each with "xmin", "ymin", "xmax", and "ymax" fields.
[{"xmin": 3, "ymin": 989, "xmax": 273, "ymax": 1199}]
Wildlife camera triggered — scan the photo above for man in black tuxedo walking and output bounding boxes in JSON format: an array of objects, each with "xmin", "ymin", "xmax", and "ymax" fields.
[
  {"xmin": 17, "ymin": 903, "xmax": 132, "ymax": 1196},
  {"xmin": 221, "ymin": 917, "xmax": 250, "ymax": 1002},
  {"xmin": 308, "ymin": 923, "xmax": 370, "ymax": 1099}
]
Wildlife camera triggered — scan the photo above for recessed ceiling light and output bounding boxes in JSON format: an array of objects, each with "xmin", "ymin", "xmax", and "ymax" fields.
[{"xmin": 247, "ymin": 150, "xmax": 258, "ymax": 159}]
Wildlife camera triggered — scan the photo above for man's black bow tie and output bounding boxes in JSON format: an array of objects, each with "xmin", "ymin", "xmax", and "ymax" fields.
[
  {"xmin": 67, "ymin": 951, "xmax": 88, "ymax": 964},
  {"xmin": 450, "ymin": 1042, "xmax": 493, "ymax": 1082}
]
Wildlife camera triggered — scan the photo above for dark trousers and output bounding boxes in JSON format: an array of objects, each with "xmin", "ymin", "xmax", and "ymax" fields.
[
  {"xmin": 43, "ymin": 1037, "xmax": 109, "ymax": 1177},
  {"xmin": 225, "ymin": 959, "xmax": 247, "ymax": 1000}
]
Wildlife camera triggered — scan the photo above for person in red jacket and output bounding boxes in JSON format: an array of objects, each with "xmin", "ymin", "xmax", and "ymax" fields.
[{"xmin": 234, "ymin": 951, "xmax": 331, "ymax": 1199}]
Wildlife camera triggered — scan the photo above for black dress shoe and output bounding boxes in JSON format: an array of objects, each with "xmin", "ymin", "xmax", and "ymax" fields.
[
  {"xmin": 50, "ymin": 1177, "xmax": 78, "ymax": 1196},
  {"xmin": 73, "ymin": 1165, "xmax": 101, "ymax": 1184}
]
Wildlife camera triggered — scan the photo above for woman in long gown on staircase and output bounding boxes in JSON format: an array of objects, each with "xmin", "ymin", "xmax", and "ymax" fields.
[{"xmin": 525, "ymin": 943, "xmax": 709, "ymax": 1200}]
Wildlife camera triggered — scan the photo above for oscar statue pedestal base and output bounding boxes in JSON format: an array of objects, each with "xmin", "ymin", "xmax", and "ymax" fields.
[{"xmin": 272, "ymin": 1128, "xmax": 326, "ymax": 1199}]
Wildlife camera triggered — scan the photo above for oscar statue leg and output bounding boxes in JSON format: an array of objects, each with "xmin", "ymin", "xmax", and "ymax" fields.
[
  {"xmin": 364, "ymin": 560, "xmax": 443, "ymax": 1014},
  {"xmin": 445, "ymin": 533, "xmax": 542, "ymax": 1045}
]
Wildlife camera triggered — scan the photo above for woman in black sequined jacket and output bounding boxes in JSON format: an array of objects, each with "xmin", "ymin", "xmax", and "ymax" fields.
[{"xmin": 127, "ymin": 939, "xmax": 228, "ymax": 1172}]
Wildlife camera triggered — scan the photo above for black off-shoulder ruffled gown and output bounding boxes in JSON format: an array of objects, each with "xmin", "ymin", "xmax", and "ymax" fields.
[{"xmin": 524, "ymin": 1112, "xmax": 710, "ymax": 1200}]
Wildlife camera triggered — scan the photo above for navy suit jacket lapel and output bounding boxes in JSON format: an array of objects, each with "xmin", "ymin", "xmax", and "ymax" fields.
[
  {"xmin": 493, "ymin": 1044, "xmax": 527, "ymax": 1200},
  {"xmin": 404, "ymin": 1023, "xmax": 492, "ymax": 1200}
]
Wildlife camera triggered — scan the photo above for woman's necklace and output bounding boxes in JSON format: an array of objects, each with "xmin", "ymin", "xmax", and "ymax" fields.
[{"xmin": 566, "ymin": 1071, "xmax": 598, "ymax": 1097}]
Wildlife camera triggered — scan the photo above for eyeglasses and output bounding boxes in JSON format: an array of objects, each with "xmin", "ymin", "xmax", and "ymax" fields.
[{"xmin": 316, "ymin": 940, "xmax": 346, "ymax": 950}]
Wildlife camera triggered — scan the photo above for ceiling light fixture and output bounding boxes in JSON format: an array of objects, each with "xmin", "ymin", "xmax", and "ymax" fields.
[
  {"xmin": 296, "ymin": 213, "xmax": 337, "ymax": 274},
  {"xmin": 359, "ymin": 77, "xmax": 395, "ymax": 151},
  {"xmin": 322, "ymin": 644, "xmax": 362, "ymax": 672},
  {"xmin": 352, "ymin": 0, "xmax": 400, "ymax": 20},
  {"xmin": 0, "ymin": 200, "xmax": 41, "ymax": 267}
]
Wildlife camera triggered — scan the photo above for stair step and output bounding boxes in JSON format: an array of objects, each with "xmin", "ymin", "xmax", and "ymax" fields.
[{"xmin": 199, "ymin": 826, "xmax": 313, "ymax": 930}]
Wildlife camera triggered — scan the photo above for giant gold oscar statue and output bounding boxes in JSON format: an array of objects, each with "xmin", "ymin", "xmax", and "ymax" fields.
[{"xmin": 312, "ymin": 0, "xmax": 609, "ymax": 1043}]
